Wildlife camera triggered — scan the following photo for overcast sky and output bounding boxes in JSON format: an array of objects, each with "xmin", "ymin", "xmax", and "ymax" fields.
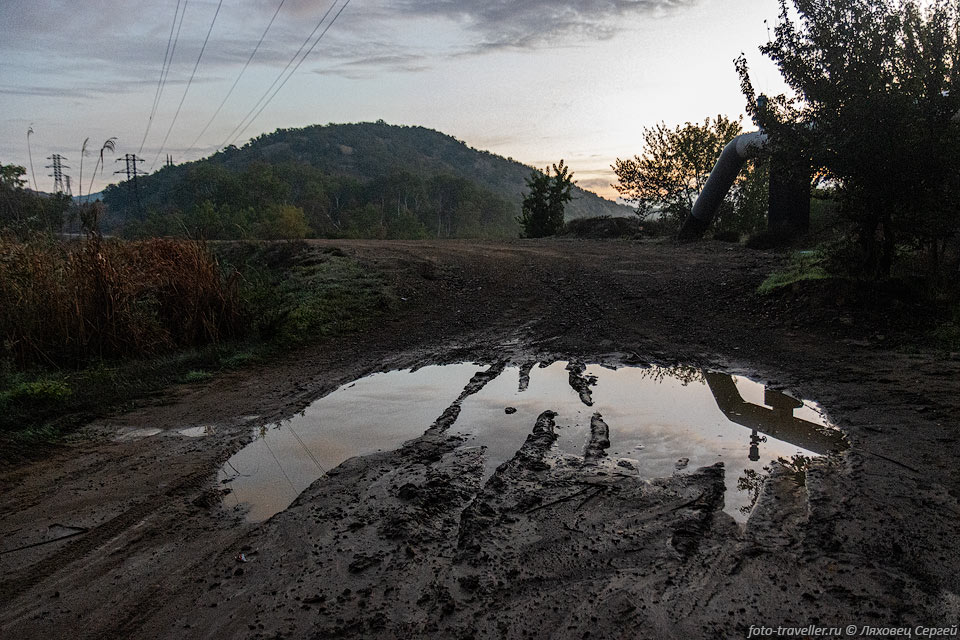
[{"xmin": 0, "ymin": 0, "xmax": 786, "ymax": 198}]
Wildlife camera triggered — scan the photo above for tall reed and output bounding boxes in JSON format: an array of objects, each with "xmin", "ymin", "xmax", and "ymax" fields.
[{"xmin": 0, "ymin": 235, "xmax": 243, "ymax": 368}]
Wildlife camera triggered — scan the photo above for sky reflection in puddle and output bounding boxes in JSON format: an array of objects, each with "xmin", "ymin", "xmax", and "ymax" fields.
[{"xmin": 218, "ymin": 361, "xmax": 843, "ymax": 523}]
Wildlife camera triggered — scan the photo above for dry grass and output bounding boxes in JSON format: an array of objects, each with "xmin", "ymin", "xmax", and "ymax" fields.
[{"xmin": 0, "ymin": 235, "xmax": 243, "ymax": 368}]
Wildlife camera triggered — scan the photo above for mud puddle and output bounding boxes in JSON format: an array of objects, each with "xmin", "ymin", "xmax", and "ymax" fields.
[
  {"xmin": 217, "ymin": 363, "xmax": 480, "ymax": 522},
  {"xmin": 218, "ymin": 361, "xmax": 845, "ymax": 523}
]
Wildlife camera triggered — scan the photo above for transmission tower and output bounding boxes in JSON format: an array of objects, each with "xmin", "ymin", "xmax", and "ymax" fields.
[
  {"xmin": 45, "ymin": 154, "xmax": 70, "ymax": 193},
  {"xmin": 64, "ymin": 175, "xmax": 73, "ymax": 196},
  {"xmin": 115, "ymin": 154, "xmax": 148, "ymax": 218},
  {"xmin": 165, "ymin": 154, "xmax": 174, "ymax": 168}
]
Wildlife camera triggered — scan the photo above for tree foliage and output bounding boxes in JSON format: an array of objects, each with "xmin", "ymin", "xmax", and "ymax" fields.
[
  {"xmin": 106, "ymin": 123, "xmax": 630, "ymax": 240},
  {"xmin": 612, "ymin": 116, "xmax": 763, "ymax": 232},
  {"xmin": 517, "ymin": 160, "xmax": 575, "ymax": 238},
  {"xmin": 737, "ymin": 0, "xmax": 960, "ymax": 280},
  {"xmin": 109, "ymin": 152, "xmax": 521, "ymax": 241},
  {"xmin": 0, "ymin": 162, "xmax": 70, "ymax": 236}
]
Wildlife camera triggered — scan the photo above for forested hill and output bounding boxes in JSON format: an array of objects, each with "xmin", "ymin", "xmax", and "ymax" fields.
[
  {"xmin": 214, "ymin": 122, "xmax": 627, "ymax": 219},
  {"xmin": 103, "ymin": 122, "xmax": 631, "ymax": 239}
]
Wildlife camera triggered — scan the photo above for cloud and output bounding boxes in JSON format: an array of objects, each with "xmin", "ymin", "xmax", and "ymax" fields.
[
  {"xmin": 311, "ymin": 49, "xmax": 430, "ymax": 79},
  {"xmin": 384, "ymin": 0, "xmax": 700, "ymax": 51},
  {"xmin": 0, "ymin": 0, "xmax": 701, "ymax": 95},
  {"xmin": 0, "ymin": 86, "xmax": 99, "ymax": 99},
  {"xmin": 577, "ymin": 175, "xmax": 617, "ymax": 191},
  {"xmin": 0, "ymin": 76, "xmax": 222, "ymax": 100}
]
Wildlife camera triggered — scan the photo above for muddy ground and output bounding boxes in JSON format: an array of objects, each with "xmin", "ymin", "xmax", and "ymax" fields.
[{"xmin": 2, "ymin": 239, "xmax": 959, "ymax": 639}]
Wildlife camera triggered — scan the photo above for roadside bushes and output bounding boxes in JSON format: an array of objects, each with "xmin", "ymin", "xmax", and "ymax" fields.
[
  {"xmin": 0, "ymin": 235, "xmax": 243, "ymax": 368},
  {"xmin": 0, "ymin": 236, "xmax": 397, "ymax": 441},
  {"xmin": 562, "ymin": 216, "xmax": 641, "ymax": 239},
  {"xmin": 216, "ymin": 242, "xmax": 393, "ymax": 347}
]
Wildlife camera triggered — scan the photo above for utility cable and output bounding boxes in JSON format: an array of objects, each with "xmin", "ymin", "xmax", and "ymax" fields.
[
  {"xmin": 231, "ymin": 0, "xmax": 351, "ymax": 147},
  {"xmin": 218, "ymin": 0, "xmax": 342, "ymax": 150},
  {"xmin": 261, "ymin": 433, "xmax": 298, "ymax": 494},
  {"xmin": 183, "ymin": 0, "xmax": 287, "ymax": 157},
  {"xmin": 140, "ymin": 0, "xmax": 187, "ymax": 154},
  {"xmin": 150, "ymin": 0, "xmax": 224, "ymax": 170},
  {"xmin": 286, "ymin": 422, "xmax": 326, "ymax": 475},
  {"xmin": 217, "ymin": 0, "xmax": 337, "ymax": 149}
]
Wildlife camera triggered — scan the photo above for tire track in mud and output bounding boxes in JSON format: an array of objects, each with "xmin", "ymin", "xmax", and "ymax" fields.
[
  {"xmin": 0, "ymin": 468, "xmax": 214, "ymax": 604},
  {"xmin": 146, "ymin": 360, "xmax": 735, "ymax": 638},
  {"xmin": 86, "ymin": 529, "xmax": 249, "ymax": 640},
  {"xmin": 65, "ymin": 365, "xmax": 514, "ymax": 638},
  {"xmin": 524, "ymin": 256, "xmax": 611, "ymax": 347},
  {"xmin": 565, "ymin": 361, "xmax": 597, "ymax": 406},
  {"xmin": 6, "ymin": 239, "xmax": 959, "ymax": 638},
  {"xmin": 437, "ymin": 357, "xmax": 613, "ymax": 549},
  {"xmin": 83, "ymin": 359, "xmax": 508, "ymax": 633},
  {"xmin": 426, "ymin": 362, "xmax": 507, "ymax": 435}
]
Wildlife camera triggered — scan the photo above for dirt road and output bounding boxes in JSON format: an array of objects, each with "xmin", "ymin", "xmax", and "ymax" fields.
[{"xmin": 2, "ymin": 239, "xmax": 959, "ymax": 639}]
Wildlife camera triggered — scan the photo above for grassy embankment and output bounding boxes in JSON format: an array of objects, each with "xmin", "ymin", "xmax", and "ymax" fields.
[{"xmin": 0, "ymin": 236, "xmax": 392, "ymax": 454}]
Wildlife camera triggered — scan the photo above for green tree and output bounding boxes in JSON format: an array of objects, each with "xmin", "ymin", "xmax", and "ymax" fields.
[
  {"xmin": 0, "ymin": 163, "xmax": 28, "ymax": 190},
  {"xmin": 0, "ymin": 162, "xmax": 69, "ymax": 235},
  {"xmin": 716, "ymin": 158, "xmax": 770, "ymax": 238},
  {"xmin": 185, "ymin": 200, "xmax": 223, "ymax": 239},
  {"xmin": 612, "ymin": 116, "xmax": 744, "ymax": 230},
  {"xmin": 517, "ymin": 160, "xmax": 575, "ymax": 238},
  {"xmin": 254, "ymin": 204, "xmax": 310, "ymax": 240},
  {"xmin": 0, "ymin": 163, "xmax": 34, "ymax": 228},
  {"xmin": 737, "ymin": 0, "xmax": 960, "ymax": 280}
]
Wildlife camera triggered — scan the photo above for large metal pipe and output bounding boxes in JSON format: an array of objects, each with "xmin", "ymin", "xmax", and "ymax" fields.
[
  {"xmin": 679, "ymin": 105, "xmax": 959, "ymax": 241},
  {"xmin": 679, "ymin": 131, "xmax": 768, "ymax": 239}
]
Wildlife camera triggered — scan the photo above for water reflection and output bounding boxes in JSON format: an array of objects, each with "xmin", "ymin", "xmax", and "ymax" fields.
[
  {"xmin": 216, "ymin": 361, "xmax": 845, "ymax": 524},
  {"xmin": 703, "ymin": 372, "xmax": 845, "ymax": 457}
]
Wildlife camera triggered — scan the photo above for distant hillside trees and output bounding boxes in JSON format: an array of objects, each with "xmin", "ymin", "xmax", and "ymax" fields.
[
  {"xmin": 104, "ymin": 123, "xmax": 632, "ymax": 240},
  {"xmin": 0, "ymin": 162, "xmax": 70, "ymax": 236},
  {"xmin": 612, "ymin": 116, "xmax": 768, "ymax": 236},
  {"xmin": 113, "ymin": 160, "xmax": 518, "ymax": 240},
  {"xmin": 737, "ymin": 0, "xmax": 960, "ymax": 280},
  {"xmin": 517, "ymin": 160, "xmax": 576, "ymax": 238}
]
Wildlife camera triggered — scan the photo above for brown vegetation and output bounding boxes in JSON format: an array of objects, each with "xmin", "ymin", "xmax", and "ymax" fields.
[{"xmin": 0, "ymin": 235, "xmax": 242, "ymax": 368}]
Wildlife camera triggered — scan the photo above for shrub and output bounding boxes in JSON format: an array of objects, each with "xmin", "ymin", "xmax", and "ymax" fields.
[
  {"xmin": 0, "ymin": 379, "xmax": 72, "ymax": 433},
  {"xmin": 182, "ymin": 370, "xmax": 213, "ymax": 383},
  {"xmin": 757, "ymin": 251, "xmax": 829, "ymax": 294},
  {"xmin": 562, "ymin": 216, "xmax": 641, "ymax": 239}
]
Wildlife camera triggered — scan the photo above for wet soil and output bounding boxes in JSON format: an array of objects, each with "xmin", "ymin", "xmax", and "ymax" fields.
[{"xmin": 2, "ymin": 238, "xmax": 959, "ymax": 639}]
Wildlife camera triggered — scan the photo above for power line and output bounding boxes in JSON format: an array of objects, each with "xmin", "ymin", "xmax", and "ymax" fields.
[
  {"xmin": 261, "ymin": 434, "xmax": 298, "ymax": 494},
  {"xmin": 45, "ymin": 154, "xmax": 69, "ymax": 193},
  {"xmin": 150, "ymin": 0, "xmax": 224, "ymax": 171},
  {"xmin": 139, "ymin": 0, "xmax": 186, "ymax": 154},
  {"xmin": 183, "ymin": 0, "xmax": 288, "ymax": 157},
  {"xmin": 158, "ymin": 0, "xmax": 190, "ymax": 117},
  {"xmin": 286, "ymin": 421, "xmax": 326, "ymax": 476},
  {"xmin": 217, "ymin": 1, "xmax": 337, "ymax": 149},
  {"xmin": 231, "ymin": 0, "xmax": 352, "ymax": 147},
  {"xmin": 115, "ymin": 154, "xmax": 148, "ymax": 217},
  {"xmin": 219, "ymin": 0, "xmax": 343, "ymax": 150}
]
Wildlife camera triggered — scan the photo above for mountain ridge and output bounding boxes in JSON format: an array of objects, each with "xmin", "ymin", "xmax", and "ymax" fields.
[
  {"xmin": 209, "ymin": 121, "xmax": 631, "ymax": 221},
  {"xmin": 103, "ymin": 122, "xmax": 633, "ymax": 238}
]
